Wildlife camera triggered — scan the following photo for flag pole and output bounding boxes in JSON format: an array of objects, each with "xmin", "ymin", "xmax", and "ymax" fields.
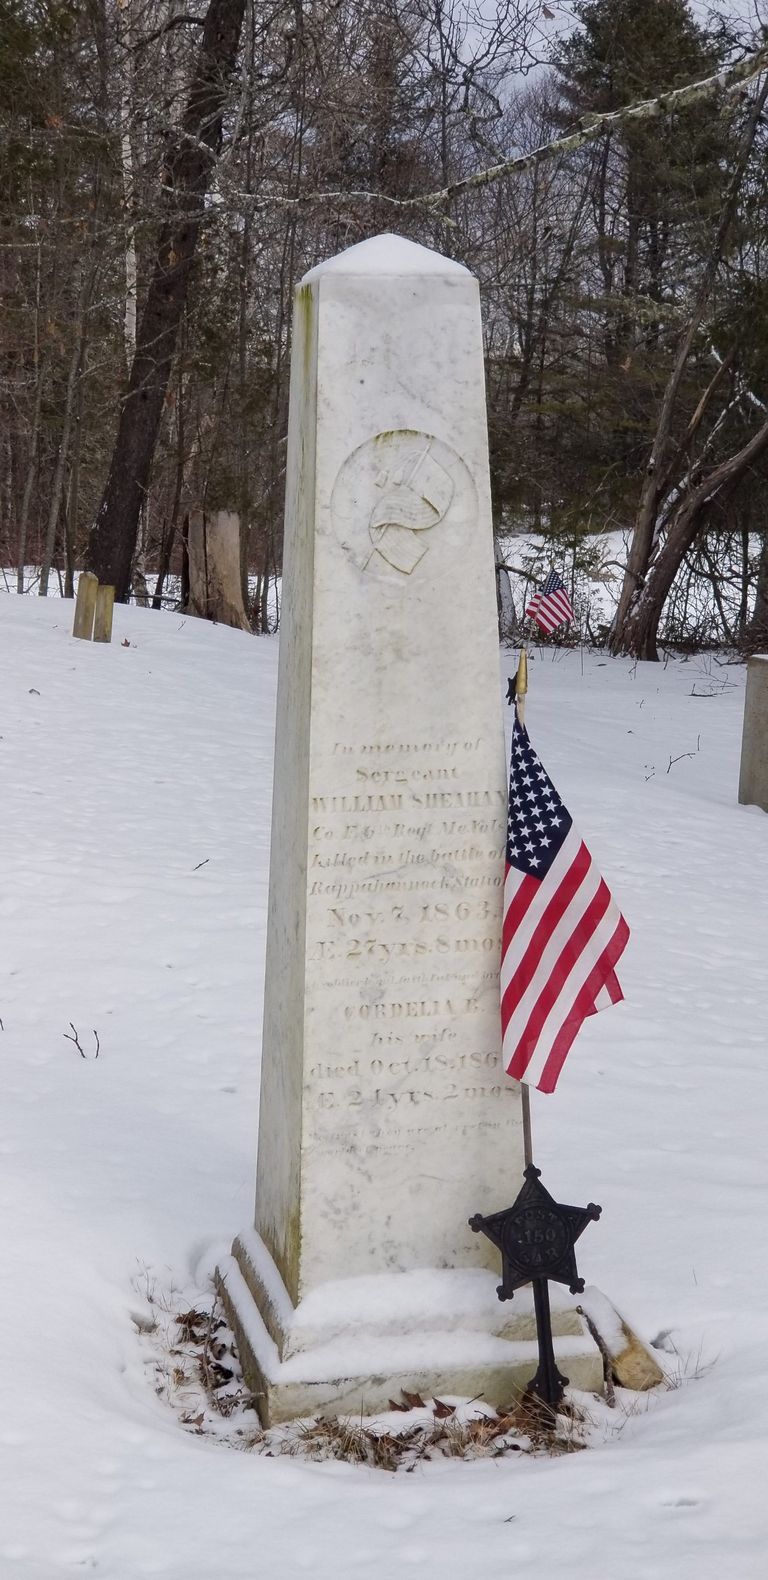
[{"xmin": 513, "ymin": 641, "xmax": 534, "ymax": 1168}]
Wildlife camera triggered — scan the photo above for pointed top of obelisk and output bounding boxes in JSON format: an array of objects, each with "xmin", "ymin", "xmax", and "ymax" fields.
[{"xmin": 301, "ymin": 233, "xmax": 471, "ymax": 284}]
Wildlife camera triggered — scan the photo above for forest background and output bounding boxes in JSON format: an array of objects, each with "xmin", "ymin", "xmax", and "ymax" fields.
[{"xmin": 3, "ymin": 0, "xmax": 768, "ymax": 658}]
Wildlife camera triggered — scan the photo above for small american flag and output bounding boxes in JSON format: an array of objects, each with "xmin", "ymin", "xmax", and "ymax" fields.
[
  {"xmin": 501, "ymin": 710, "xmax": 629, "ymax": 1093},
  {"xmin": 526, "ymin": 571, "xmax": 574, "ymax": 634}
]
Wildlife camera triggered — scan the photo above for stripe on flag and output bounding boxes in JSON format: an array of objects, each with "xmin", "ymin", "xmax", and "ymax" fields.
[
  {"xmin": 526, "ymin": 571, "xmax": 574, "ymax": 634},
  {"xmin": 501, "ymin": 709, "xmax": 629, "ymax": 1093}
]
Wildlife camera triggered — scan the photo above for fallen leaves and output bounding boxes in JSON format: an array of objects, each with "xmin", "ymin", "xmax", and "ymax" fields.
[
  {"xmin": 388, "ymin": 1389, "xmax": 426, "ymax": 1412},
  {"xmin": 142, "ymin": 1295, "xmax": 591, "ymax": 1469},
  {"xmin": 279, "ymin": 1392, "xmax": 588, "ymax": 1470},
  {"xmin": 175, "ymin": 1309, "xmax": 207, "ymax": 1341}
]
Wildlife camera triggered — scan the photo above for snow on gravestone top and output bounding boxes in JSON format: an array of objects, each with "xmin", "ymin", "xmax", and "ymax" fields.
[{"xmin": 300, "ymin": 232, "xmax": 471, "ymax": 282}]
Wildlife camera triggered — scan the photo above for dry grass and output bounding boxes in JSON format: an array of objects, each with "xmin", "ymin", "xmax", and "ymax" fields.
[
  {"xmin": 139, "ymin": 1284, "xmax": 594, "ymax": 1464},
  {"xmin": 135, "ymin": 1277, "xmax": 702, "ymax": 1469},
  {"xmin": 275, "ymin": 1392, "xmax": 592, "ymax": 1469}
]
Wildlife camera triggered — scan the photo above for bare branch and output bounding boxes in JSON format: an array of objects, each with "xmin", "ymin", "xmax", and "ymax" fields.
[
  {"xmin": 63, "ymin": 1023, "xmax": 100, "ymax": 1059},
  {"xmin": 132, "ymin": 15, "xmax": 207, "ymax": 53},
  {"xmin": 251, "ymin": 42, "xmax": 768, "ymax": 214},
  {"xmin": 64, "ymin": 1022, "xmax": 85, "ymax": 1058}
]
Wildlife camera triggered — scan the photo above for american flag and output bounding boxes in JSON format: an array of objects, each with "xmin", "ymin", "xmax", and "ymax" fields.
[
  {"xmin": 526, "ymin": 571, "xmax": 574, "ymax": 634},
  {"xmin": 501, "ymin": 710, "xmax": 629, "ymax": 1093}
]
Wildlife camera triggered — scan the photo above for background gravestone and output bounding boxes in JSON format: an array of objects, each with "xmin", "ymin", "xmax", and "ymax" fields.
[
  {"xmin": 219, "ymin": 234, "xmax": 601, "ymax": 1421},
  {"xmin": 739, "ymin": 655, "xmax": 768, "ymax": 812},
  {"xmin": 186, "ymin": 508, "xmax": 251, "ymax": 631}
]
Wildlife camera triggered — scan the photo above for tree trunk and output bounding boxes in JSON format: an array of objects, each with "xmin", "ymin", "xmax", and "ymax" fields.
[
  {"xmin": 495, "ymin": 538, "xmax": 516, "ymax": 642},
  {"xmin": 16, "ymin": 370, "xmax": 45, "ymax": 594},
  {"xmin": 39, "ymin": 270, "xmax": 93, "ymax": 596},
  {"xmin": 62, "ymin": 485, "xmax": 75, "ymax": 598},
  {"xmin": 64, "ymin": 363, "xmax": 84, "ymax": 599},
  {"xmin": 618, "ymin": 418, "xmax": 768, "ymax": 660},
  {"xmin": 737, "ymin": 520, "xmax": 751, "ymax": 641},
  {"xmin": 119, "ymin": 0, "xmax": 138, "ymax": 369},
  {"xmin": 17, "ymin": 234, "xmax": 46, "ymax": 593},
  {"xmin": 180, "ymin": 513, "xmax": 190, "ymax": 609},
  {"xmin": 152, "ymin": 519, "xmax": 176, "ymax": 608},
  {"xmin": 154, "ymin": 342, "xmax": 189, "ymax": 608},
  {"xmin": 86, "ymin": 0, "xmax": 247, "ymax": 600},
  {"xmin": 610, "ymin": 73, "xmax": 768, "ymax": 652},
  {"xmin": 746, "ymin": 532, "xmax": 768, "ymax": 651},
  {"xmin": 237, "ymin": 9, "xmax": 256, "ymax": 612}
]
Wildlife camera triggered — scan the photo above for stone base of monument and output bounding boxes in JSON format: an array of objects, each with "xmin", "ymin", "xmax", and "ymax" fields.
[{"xmin": 217, "ymin": 1230, "xmax": 604, "ymax": 1425}]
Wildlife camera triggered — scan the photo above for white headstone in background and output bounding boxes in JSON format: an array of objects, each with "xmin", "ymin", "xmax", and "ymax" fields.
[
  {"xmin": 738, "ymin": 654, "xmax": 768, "ymax": 813},
  {"xmin": 218, "ymin": 235, "xmax": 601, "ymax": 1420}
]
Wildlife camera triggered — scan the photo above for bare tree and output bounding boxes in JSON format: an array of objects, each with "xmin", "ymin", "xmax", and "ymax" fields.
[
  {"xmin": 86, "ymin": 0, "xmax": 249, "ymax": 599},
  {"xmin": 609, "ymin": 70, "xmax": 768, "ymax": 656}
]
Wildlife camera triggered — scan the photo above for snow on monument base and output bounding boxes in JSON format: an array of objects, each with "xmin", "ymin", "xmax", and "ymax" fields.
[{"xmin": 218, "ymin": 1232, "xmax": 603, "ymax": 1425}]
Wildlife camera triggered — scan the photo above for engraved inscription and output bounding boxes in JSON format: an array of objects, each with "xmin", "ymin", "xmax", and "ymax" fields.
[{"xmin": 304, "ymin": 727, "xmax": 513, "ymax": 1157}]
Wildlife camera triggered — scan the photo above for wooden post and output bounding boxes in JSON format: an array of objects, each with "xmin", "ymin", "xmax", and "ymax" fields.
[
  {"xmin": 93, "ymin": 584, "xmax": 115, "ymax": 644},
  {"xmin": 73, "ymin": 572, "xmax": 98, "ymax": 640}
]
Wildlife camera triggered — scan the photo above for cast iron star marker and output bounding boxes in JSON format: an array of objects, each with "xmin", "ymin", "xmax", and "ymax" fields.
[
  {"xmin": 470, "ymin": 1165, "xmax": 601, "ymax": 1410},
  {"xmin": 470, "ymin": 1165, "xmax": 601, "ymax": 1300}
]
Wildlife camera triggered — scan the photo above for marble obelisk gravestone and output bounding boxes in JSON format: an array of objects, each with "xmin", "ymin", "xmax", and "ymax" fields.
[{"xmin": 218, "ymin": 235, "xmax": 601, "ymax": 1421}]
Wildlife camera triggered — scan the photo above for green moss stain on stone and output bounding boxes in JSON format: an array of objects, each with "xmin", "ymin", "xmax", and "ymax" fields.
[
  {"xmin": 295, "ymin": 283, "xmax": 315, "ymax": 379},
  {"xmin": 281, "ymin": 1202, "xmax": 302, "ymax": 1304},
  {"xmin": 373, "ymin": 428, "xmax": 422, "ymax": 445}
]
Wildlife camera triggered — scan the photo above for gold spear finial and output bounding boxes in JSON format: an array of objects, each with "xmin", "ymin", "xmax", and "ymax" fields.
[
  {"xmin": 516, "ymin": 647, "xmax": 529, "ymax": 726},
  {"xmin": 516, "ymin": 648, "xmax": 528, "ymax": 699}
]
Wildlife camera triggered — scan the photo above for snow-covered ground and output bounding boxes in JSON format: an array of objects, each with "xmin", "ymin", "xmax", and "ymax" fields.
[{"xmin": 1, "ymin": 594, "xmax": 766, "ymax": 1579}]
